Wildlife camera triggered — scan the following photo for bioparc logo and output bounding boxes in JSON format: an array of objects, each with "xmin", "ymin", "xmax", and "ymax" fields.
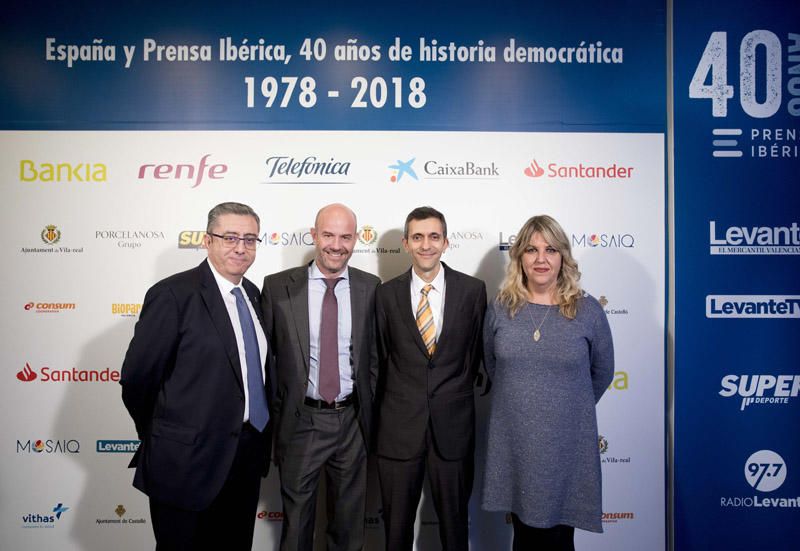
[
  {"xmin": 112, "ymin": 303, "xmax": 142, "ymax": 318},
  {"xmin": 97, "ymin": 504, "xmax": 147, "ymax": 526},
  {"xmin": 706, "ymin": 295, "xmax": 800, "ymax": 318},
  {"xmin": 17, "ymin": 439, "xmax": 80, "ymax": 454},
  {"xmin": 709, "ymin": 221, "xmax": 800, "ymax": 255},
  {"xmin": 22, "ymin": 503, "xmax": 69, "ymax": 528},
  {"xmin": 16, "ymin": 363, "xmax": 121, "ymax": 383},
  {"xmin": 719, "ymin": 374, "xmax": 800, "ymax": 411},
  {"xmin": 721, "ymin": 450, "xmax": 798, "ymax": 509},
  {"xmin": 523, "ymin": 158, "xmax": 634, "ymax": 180},
  {"xmin": 598, "ymin": 435, "xmax": 631, "ymax": 465},
  {"xmin": 137, "ymin": 154, "xmax": 227, "ymax": 188},
  {"xmin": 25, "ymin": 301, "xmax": 76, "ymax": 314},
  {"xmin": 263, "ymin": 155, "xmax": 353, "ymax": 184}
]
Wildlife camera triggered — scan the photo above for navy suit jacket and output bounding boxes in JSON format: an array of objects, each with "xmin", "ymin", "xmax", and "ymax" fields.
[
  {"xmin": 121, "ymin": 260, "xmax": 272, "ymax": 511},
  {"xmin": 375, "ymin": 263, "xmax": 486, "ymax": 461}
]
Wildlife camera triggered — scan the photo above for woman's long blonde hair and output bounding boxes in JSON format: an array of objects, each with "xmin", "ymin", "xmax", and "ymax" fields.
[{"xmin": 497, "ymin": 215, "xmax": 582, "ymax": 319}]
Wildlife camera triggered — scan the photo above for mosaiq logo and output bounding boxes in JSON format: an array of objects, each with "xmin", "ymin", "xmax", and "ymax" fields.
[
  {"xmin": 709, "ymin": 221, "xmax": 800, "ymax": 255},
  {"xmin": 17, "ymin": 439, "xmax": 80, "ymax": 454},
  {"xmin": 719, "ymin": 374, "xmax": 800, "ymax": 411},
  {"xmin": 265, "ymin": 230, "xmax": 314, "ymax": 247},
  {"xmin": 523, "ymin": 158, "xmax": 634, "ymax": 179},
  {"xmin": 721, "ymin": 450, "xmax": 798, "ymax": 509},
  {"xmin": 571, "ymin": 232, "xmax": 635, "ymax": 248},
  {"xmin": 263, "ymin": 155, "xmax": 352, "ymax": 183}
]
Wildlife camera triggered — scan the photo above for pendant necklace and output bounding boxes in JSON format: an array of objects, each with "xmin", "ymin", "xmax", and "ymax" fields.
[{"xmin": 527, "ymin": 303, "xmax": 553, "ymax": 342}]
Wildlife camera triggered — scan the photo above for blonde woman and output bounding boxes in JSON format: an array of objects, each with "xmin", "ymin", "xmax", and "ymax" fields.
[{"xmin": 482, "ymin": 215, "xmax": 614, "ymax": 550}]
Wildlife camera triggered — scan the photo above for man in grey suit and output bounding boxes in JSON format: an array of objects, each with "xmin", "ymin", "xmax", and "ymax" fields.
[
  {"xmin": 261, "ymin": 203, "xmax": 380, "ymax": 551},
  {"xmin": 376, "ymin": 206, "xmax": 486, "ymax": 551}
]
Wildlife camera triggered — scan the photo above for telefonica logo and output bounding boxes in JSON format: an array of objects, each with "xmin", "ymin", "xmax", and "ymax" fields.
[
  {"xmin": 719, "ymin": 374, "xmax": 800, "ymax": 410},
  {"xmin": 705, "ymin": 295, "xmax": 800, "ymax": 318},
  {"xmin": 709, "ymin": 221, "xmax": 800, "ymax": 254},
  {"xmin": 263, "ymin": 155, "xmax": 352, "ymax": 183}
]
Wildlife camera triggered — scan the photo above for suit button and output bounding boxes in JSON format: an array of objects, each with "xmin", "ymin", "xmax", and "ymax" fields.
[
  {"xmin": 231, "ymin": 430, "xmax": 240, "ymax": 437},
  {"xmin": 295, "ymin": 411, "xmax": 301, "ymax": 418}
]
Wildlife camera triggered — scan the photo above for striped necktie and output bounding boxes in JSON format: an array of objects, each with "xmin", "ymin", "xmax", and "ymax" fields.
[{"xmin": 416, "ymin": 284, "xmax": 436, "ymax": 356}]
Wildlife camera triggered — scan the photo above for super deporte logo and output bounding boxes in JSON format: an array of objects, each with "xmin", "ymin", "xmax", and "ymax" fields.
[{"xmin": 719, "ymin": 374, "xmax": 800, "ymax": 410}]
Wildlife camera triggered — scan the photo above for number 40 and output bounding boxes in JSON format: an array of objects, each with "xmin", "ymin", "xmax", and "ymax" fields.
[{"xmin": 689, "ymin": 30, "xmax": 781, "ymax": 118}]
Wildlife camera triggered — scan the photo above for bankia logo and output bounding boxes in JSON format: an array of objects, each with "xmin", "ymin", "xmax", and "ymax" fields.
[
  {"xmin": 719, "ymin": 374, "xmax": 800, "ymax": 411},
  {"xmin": 709, "ymin": 221, "xmax": 800, "ymax": 255},
  {"xmin": 607, "ymin": 371, "xmax": 629, "ymax": 391},
  {"xmin": 20, "ymin": 159, "xmax": 107, "ymax": 182},
  {"xmin": 523, "ymin": 157, "xmax": 634, "ymax": 180},
  {"xmin": 15, "ymin": 363, "xmax": 121, "ymax": 383},
  {"xmin": 571, "ymin": 232, "xmax": 635, "ymax": 248},
  {"xmin": 706, "ymin": 295, "xmax": 800, "ymax": 318},
  {"xmin": 388, "ymin": 158, "xmax": 418, "ymax": 182},
  {"xmin": 22, "ymin": 503, "xmax": 69, "ymax": 528},
  {"xmin": 17, "ymin": 439, "xmax": 80, "ymax": 454},
  {"xmin": 24, "ymin": 301, "xmax": 76, "ymax": 314},
  {"xmin": 263, "ymin": 155, "xmax": 352, "ymax": 184},
  {"xmin": 721, "ymin": 450, "xmax": 798, "ymax": 509},
  {"xmin": 137, "ymin": 154, "xmax": 227, "ymax": 188},
  {"xmin": 96, "ymin": 440, "xmax": 140, "ymax": 453}
]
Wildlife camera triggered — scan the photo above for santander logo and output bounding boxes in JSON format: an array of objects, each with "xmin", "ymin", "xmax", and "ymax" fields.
[
  {"xmin": 17, "ymin": 363, "xmax": 37, "ymax": 382},
  {"xmin": 524, "ymin": 159, "xmax": 545, "ymax": 178}
]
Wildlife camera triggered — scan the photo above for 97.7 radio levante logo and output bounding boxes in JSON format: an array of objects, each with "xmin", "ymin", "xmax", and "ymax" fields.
[
  {"xmin": 689, "ymin": 31, "xmax": 799, "ymax": 159},
  {"xmin": 721, "ymin": 450, "xmax": 798, "ymax": 509}
]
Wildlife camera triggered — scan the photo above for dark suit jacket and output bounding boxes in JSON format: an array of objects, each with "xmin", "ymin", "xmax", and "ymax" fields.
[
  {"xmin": 120, "ymin": 260, "xmax": 272, "ymax": 511},
  {"xmin": 261, "ymin": 264, "xmax": 380, "ymax": 462},
  {"xmin": 376, "ymin": 263, "xmax": 486, "ymax": 461}
]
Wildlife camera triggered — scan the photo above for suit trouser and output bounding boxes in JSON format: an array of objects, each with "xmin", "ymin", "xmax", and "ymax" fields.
[
  {"xmin": 148, "ymin": 422, "xmax": 268, "ymax": 551},
  {"xmin": 377, "ymin": 425, "xmax": 474, "ymax": 551},
  {"xmin": 278, "ymin": 403, "xmax": 367, "ymax": 551}
]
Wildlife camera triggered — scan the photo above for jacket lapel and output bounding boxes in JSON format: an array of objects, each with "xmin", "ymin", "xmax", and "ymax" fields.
[
  {"xmin": 199, "ymin": 261, "xmax": 244, "ymax": 391},
  {"xmin": 395, "ymin": 269, "xmax": 430, "ymax": 357},
  {"xmin": 287, "ymin": 268, "xmax": 311, "ymax": 377},
  {"xmin": 434, "ymin": 263, "xmax": 462, "ymax": 354},
  {"xmin": 349, "ymin": 268, "xmax": 366, "ymax": 373}
]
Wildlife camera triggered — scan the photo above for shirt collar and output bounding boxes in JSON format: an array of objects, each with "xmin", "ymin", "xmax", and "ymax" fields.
[
  {"xmin": 206, "ymin": 258, "xmax": 242, "ymax": 295},
  {"xmin": 411, "ymin": 263, "xmax": 445, "ymax": 294},
  {"xmin": 308, "ymin": 260, "xmax": 350, "ymax": 282}
]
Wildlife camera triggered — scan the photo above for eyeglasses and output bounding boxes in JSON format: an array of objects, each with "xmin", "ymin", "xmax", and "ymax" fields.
[{"xmin": 208, "ymin": 232, "xmax": 262, "ymax": 249}]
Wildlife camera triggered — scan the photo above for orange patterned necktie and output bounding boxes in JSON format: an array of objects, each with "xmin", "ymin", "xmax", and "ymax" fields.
[{"xmin": 416, "ymin": 284, "xmax": 436, "ymax": 356}]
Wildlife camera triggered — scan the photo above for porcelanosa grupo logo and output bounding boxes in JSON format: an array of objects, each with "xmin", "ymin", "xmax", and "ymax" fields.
[
  {"xmin": 709, "ymin": 221, "xmax": 800, "ymax": 255},
  {"xmin": 15, "ymin": 363, "xmax": 120, "ymax": 383},
  {"xmin": 96, "ymin": 229, "xmax": 166, "ymax": 249},
  {"xmin": 263, "ymin": 155, "xmax": 352, "ymax": 184},
  {"xmin": 388, "ymin": 158, "xmax": 418, "ymax": 182},
  {"xmin": 706, "ymin": 295, "xmax": 800, "ymax": 318},
  {"xmin": 523, "ymin": 158, "xmax": 634, "ymax": 179},
  {"xmin": 719, "ymin": 374, "xmax": 800, "ymax": 411}
]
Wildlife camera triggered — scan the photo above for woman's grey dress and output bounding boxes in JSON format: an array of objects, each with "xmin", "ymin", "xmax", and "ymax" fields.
[{"xmin": 481, "ymin": 293, "xmax": 614, "ymax": 532}]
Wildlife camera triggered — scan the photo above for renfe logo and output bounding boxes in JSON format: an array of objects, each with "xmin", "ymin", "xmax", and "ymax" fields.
[
  {"xmin": 138, "ymin": 154, "xmax": 227, "ymax": 188},
  {"xmin": 709, "ymin": 221, "xmax": 800, "ymax": 255},
  {"xmin": 706, "ymin": 295, "xmax": 800, "ymax": 318}
]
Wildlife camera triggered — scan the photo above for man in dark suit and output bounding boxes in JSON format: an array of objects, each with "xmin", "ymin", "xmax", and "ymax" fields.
[
  {"xmin": 376, "ymin": 206, "xmax": 487, "ymax": 551},
  {"xmin": 121, "ymin": 202, "xmax": 272, "ymax": 550},
  {"xmin": 261, "ymin": 203, "xmax": 380, "ymax": 551}
]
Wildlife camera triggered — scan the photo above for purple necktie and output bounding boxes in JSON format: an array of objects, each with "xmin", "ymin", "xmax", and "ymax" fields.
[{"xmin": 319, "ymin": 277, "xmax": 343, "ymax": 404}]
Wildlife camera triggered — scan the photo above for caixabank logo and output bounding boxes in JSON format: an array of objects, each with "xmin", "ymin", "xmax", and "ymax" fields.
[
  {"xmin": 719, "ymin": 374, "xmax": 800, "ymax": 411},
  {"xmin": 22, "ymin": 503, "xmax": 69, "ymax": 528},
  {"xmin": 16, "ymin": 362, "xmax": 120, "ymax": 383},
  {"xmin": 523, "ymin": 158, "xmax": 634, "ymax": 180},
  {"xmin": 721, "ymin": 450, "xmax": 798, "ymax": 509}
]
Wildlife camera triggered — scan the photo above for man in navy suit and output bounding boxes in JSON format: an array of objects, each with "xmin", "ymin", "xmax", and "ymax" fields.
[
  {"xmin": 376, "ymin": 206, "xmax": 487, "ymax": 551},
  {"xmin": 121, "ymin": 202, "xmax": 272, "ymax": 550},
  {"xmin": 261, "ymin": 203, "xmax": 380, "ymax": 551}
]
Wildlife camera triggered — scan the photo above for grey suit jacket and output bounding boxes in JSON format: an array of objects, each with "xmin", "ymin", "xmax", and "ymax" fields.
[
  {"xmin": 375, "ymin": 263, "xmax": 486, "ymax": 461},
  {"xmin": 261, "ymin": 263, "xmax": 380, "ymax": 461}
]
